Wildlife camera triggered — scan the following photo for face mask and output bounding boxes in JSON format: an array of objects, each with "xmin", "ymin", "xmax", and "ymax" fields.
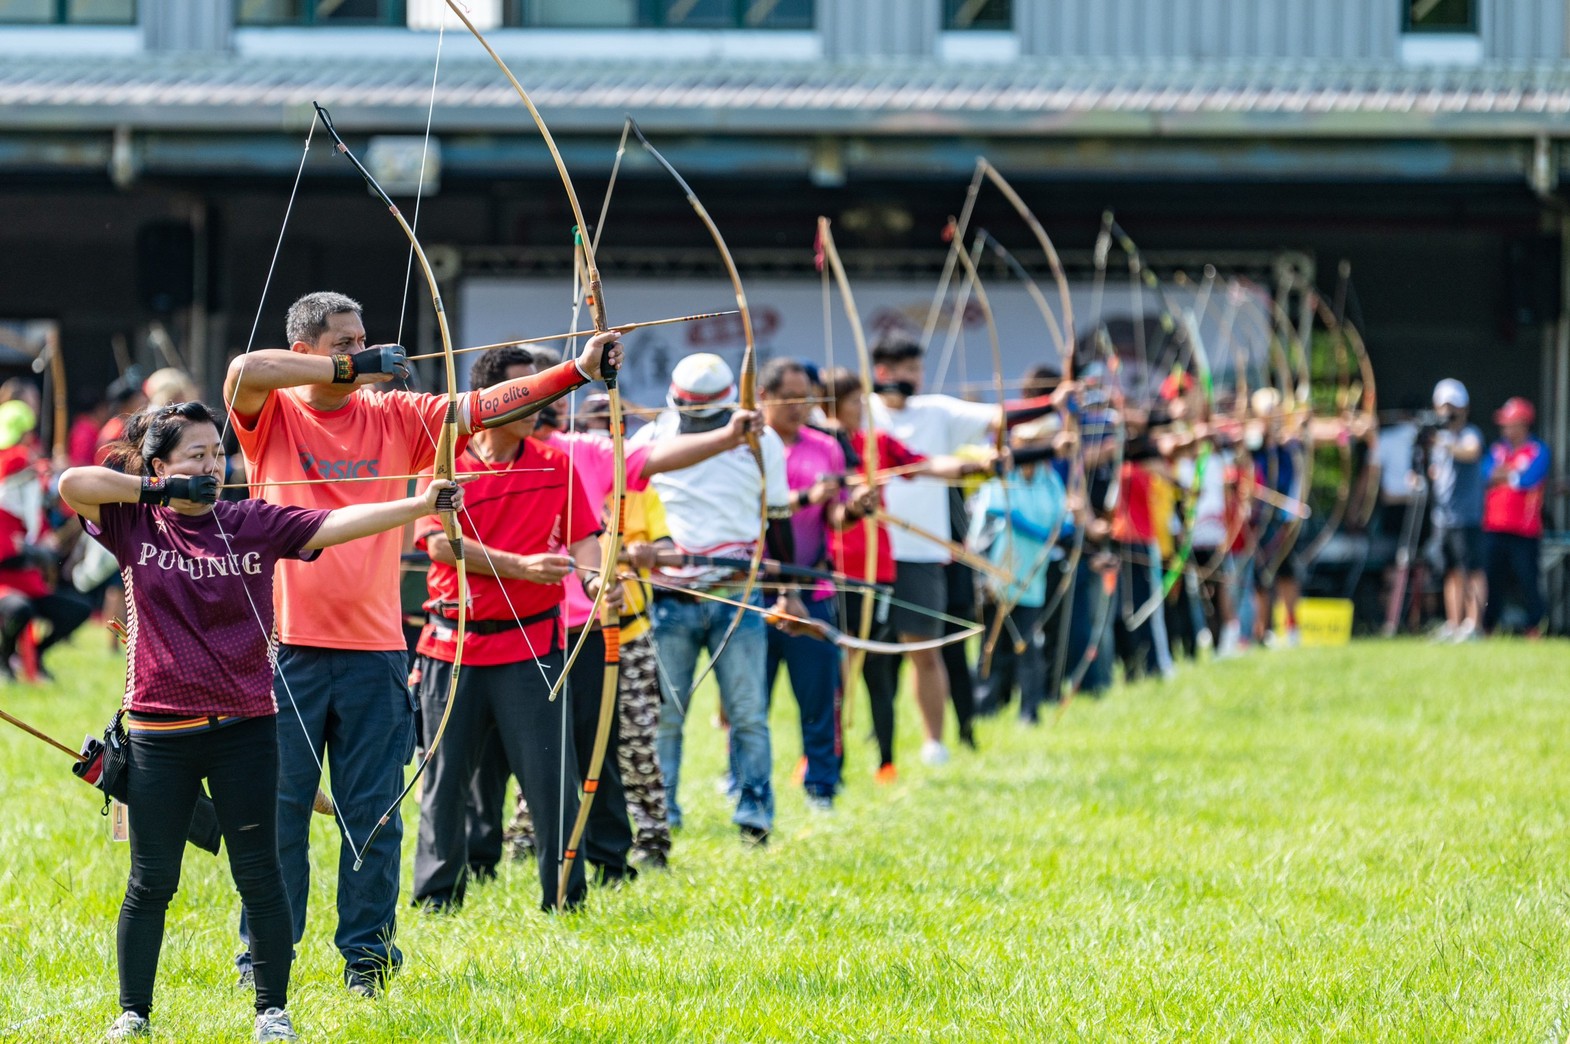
[{"xmin": 678, "ymin": 408, "xmax": 734, "ymax": 435}]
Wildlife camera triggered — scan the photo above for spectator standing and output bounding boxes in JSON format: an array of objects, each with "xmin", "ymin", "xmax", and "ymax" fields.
[
  {"xmin": 1482, "ymin": 397, "xmax": 1550, "ymax": 635},
  {"xmin": 1427, "ymin": 378, "xmax": 1487, "ymax": 641}
]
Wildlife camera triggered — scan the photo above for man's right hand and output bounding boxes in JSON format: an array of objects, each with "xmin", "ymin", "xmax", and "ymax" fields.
[
  {"xmin": 723, "ymin": 409, "xmax": 763, "ymax": 448},
  {"xmin": 515, "ymin": 553, "xmax": 575, "ymax": 585},
  {"xmin": 350, "ymin": 344, "xmax": 410, "ymax": 384}
]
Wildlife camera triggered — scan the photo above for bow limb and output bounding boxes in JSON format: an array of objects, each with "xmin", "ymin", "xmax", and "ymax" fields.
[
  {"xmin": 441, "ymin": 3, "xmax": 626, "ymax": 898},
  {"xmin": 1295, "ymin": 276, "xmax": 1356, "ymax": 567},
  {"xmin": 624, "ymin": 121, "xmax": 766, "ymax": 704},
  {"xmin": 45, "ymin": 326, "xmax": 67, "ymax": 466},
  {"xmin": 1256, "ymin": 283, "xmax": 1315, "ymax": 586},
  {"xmin": 948, "ymin": 227, "xmax": 1022, "ymax": 679},
  {"xmin": 555, "ymin": 229, "xmax": 625, "ymax": 910},
  {"xmin": 919, "ymin": 161, "xmax": 988, "ymax": 354},
  {"xmin": 441, "ymin": 0, "xmax": 621, "ymax": 707},
  {"xmin": 313, "ymin": 104, "xmax": 468, "ymax": 867},
  {"xmin": 818, "ymin": 218, "xmax": 881, "ymax": 684}
]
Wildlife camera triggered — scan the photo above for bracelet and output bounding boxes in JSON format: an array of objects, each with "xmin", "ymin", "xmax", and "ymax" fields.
[
  {"xmin": 330, "ymin": 354, "xmax": 355, "ymax": 384},
  {"xmin": 139, "ymin": 477, "xmax": 170, "ymax": 505}
]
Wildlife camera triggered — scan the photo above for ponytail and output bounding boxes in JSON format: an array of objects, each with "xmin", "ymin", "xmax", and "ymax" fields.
[{"xmin": 101, "ymin": 401, "xmax": 216, "ymax": 476}]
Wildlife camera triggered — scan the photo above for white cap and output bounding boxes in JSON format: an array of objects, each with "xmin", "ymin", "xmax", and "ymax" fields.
[
  {"xmin": 1433, "ymin": 378, "xmax": 1468, "ymax": 410},
  {"xmin": 668, "ymin": 353, "xmax": 736, "ymax": 415},
  {"xmin": 1250, "ymin": 387, "xmax": 1281, "ymax": 418}
]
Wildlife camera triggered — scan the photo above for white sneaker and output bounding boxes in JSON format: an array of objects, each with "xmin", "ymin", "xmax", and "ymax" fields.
[
  {"xmin": 1285, "ymin": 628, "xmax": 1301, "ymax": 648},
  {"xmin": 920, "ymin": 740, "xmax": 950, "ymax": 766},
  {"xmin": 1216, "ymin": 623, "xmax": 1241, "ymax": 659},
  {"xmin": 106, "ymin": 1012, "xmax": 150, "ymax": 1040},
  {"xmin": 1430, "ymin": 623, "xmax": 1455, "ymax": 643},
  {"xmin": 1196, "ymin": 628, "xmax": 1214, "ymax": 653},
  {"xmin": 255, "ymin": 1007, "xmax": 299, "ymax": 1043},
  {"xmin": 1450, "ymin": 621, "xmax": 1478, "ymax": 643}
]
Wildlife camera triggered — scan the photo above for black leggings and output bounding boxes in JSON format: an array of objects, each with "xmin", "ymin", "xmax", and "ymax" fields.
[
  {"xmin": 119, "ymin": 715, "xmax": 292, "ymax": 1018},
  {"xmin": 844, "ymin": 592, "xmax": 899, "ymax": 767}
]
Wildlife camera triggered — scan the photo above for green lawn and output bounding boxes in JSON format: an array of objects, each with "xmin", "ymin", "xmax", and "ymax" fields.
[{"xmin": 2, "ymin": 635, "xmax": 1568, "ymax": 1041}]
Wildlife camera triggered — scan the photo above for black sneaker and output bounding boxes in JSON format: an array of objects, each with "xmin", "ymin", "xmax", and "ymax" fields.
[
  {"xmin": 344, "ymin": 966, "xmax": 385, "ymax": 999},
  {"xmin": 739, "ymin": 824, "xmax": 769, "ymax": 847},
  {"xmin": 594, "ymin": 862, "xmax": 640, "ymax": 888},
  {"xmin": 235, "ymin": 953, "xmax": 255, "ymax": 991},
  {"xmin": 412, "ymin": 893, "xmax": 454, "ymax": 915},
  {"xmin": 958, "ymin": 723, "xmax": 978, "ymax": 751}
]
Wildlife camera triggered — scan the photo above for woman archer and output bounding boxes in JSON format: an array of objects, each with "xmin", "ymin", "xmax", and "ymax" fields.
[{"xmin": 60, "ymin": 401, "xmax": 462, "ymax": 1043}]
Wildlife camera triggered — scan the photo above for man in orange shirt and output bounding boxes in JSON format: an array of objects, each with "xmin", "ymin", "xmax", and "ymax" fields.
[{"xmin": 224, "ymin": 291, "xmax": 621, "ymax": 996}]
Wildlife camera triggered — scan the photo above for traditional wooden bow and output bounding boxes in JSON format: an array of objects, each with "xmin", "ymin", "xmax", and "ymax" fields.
[
  {"xmin": 313, "ymin": 103, "xmax": 468, "ymax": 867},
  {"xmin": 438, "ymin": 2, "xmax": 624, "ymax": 908}
]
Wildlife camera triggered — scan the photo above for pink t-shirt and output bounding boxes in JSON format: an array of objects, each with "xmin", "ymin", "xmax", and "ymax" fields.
[
  {"xmin": 89, "ymin": 500, "xmax": 328, "ymax": 717},
  {"xmin": 778, "ymin": 425, "xmax": 846, "ymax": 574},
  {"xmin": 545, "ymin": 431, "xmax": 651, "ymax": 629},
  {"xmin": 232, "ymin": 388, "xmax": 462, "ymax": 651}
]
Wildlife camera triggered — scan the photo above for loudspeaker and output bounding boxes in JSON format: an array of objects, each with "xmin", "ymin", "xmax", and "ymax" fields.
[
  {"xmin": 1505, "ymin": 235, "xmax": 1562, "ymax": 327},
  {"xmin": 136, "ymin": 221, "xmax": 194, "ymax": 314}
]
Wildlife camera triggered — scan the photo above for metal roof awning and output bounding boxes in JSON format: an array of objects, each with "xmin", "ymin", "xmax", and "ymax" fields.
[{"xmin": 1, "ymin": 55, "xmax": 1570, "ymax": 138}]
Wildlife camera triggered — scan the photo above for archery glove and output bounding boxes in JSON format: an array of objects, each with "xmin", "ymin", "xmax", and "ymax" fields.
[
  {"xmin": 140, "ymin": 474, "xmax": 219, "ymax": 505},
  {"xmin": 347, "ymin": 344, "xmax": 411, "ymax": 382}
]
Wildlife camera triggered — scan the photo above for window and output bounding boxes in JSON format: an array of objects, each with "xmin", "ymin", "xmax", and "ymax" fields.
[
  {"xmin": 944, "ymin": 0, "xmax": 1010, "ymax": 31},
  {"xmin": 237, "ymin": 0, "xmax": 406, "ymax": 26},
  {"xmin": 505, "ymin": 0, "xmax": 812, "ymax": 28},
  {"xmin": 1403, "ymin": 0, "xmax": 1476, "ymax": 33},
  {"xmin": 0, "ymin": 0, "xmax": 134, "ymax": 23}
]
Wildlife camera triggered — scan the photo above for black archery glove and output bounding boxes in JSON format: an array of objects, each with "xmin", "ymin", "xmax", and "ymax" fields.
[
  {"xmin": 333, "ymin": 344, "xmax": 410, "ymax": 384},
  {"xmin": 140, "ymin": 475, "xmax": 219, "ymax": 506}
]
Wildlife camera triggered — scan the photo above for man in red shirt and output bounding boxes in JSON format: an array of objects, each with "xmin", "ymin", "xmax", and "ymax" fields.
[
  {"xmin": 1483, "ymin": 397, "xmax": 1552, "ymax": 635},
  {"xmin": 410, "ymin": 345, "xmax": 609, "ymax": 913},
  {"xmin": 224, "ymin": 291, "xmax": 620, "ymax": 996}
]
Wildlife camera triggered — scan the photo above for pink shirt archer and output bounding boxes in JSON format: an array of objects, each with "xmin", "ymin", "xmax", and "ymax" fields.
[{"xmin": 545, "ymin": 431, "xmax": 652, "ymax": 629}]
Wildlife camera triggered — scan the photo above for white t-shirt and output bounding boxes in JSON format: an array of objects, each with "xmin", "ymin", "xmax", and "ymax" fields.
[
  {"xmin": 1378, "ymin": 423, "xmax": 1418, "ymax": 503},
  {"xmin": 871, "ymin": 394, "xmax": 996, "ymax": 563},
  {"xmin": 1189, "ymin": 450, "xmax": 1229, "ymax": 549},
  {"xmin": 629, "ymin": 411, "xmax": 791, "ymax": 556}
]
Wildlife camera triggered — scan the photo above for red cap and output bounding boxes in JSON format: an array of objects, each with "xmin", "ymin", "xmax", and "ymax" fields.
[
  {"xmin": 1494, "ymin": 397, "xmax": 1535, "ymax": 426},
  {"xmin": 1158, "ymin": 371, "xmax": 1194, "ymax": 401}
]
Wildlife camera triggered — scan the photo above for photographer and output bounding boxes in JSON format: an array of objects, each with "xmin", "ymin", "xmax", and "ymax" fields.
[{"xmin": 1426, "ymin": 379, "xmax": 1486, "ymax": 642}]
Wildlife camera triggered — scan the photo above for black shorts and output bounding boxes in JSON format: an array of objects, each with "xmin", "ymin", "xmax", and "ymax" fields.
[
  {"xmin": 1429, "ymin": 525, "xmax": 1484, "ymax": 573},
  {"xmin": 891, "ymin": 561, "xmax": 946, "ymax": 639}
]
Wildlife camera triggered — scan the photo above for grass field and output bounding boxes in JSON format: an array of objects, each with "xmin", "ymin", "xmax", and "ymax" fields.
[{"xmin": 2, "ymin": 634, "xmax": 1568, "ymax": 1041}]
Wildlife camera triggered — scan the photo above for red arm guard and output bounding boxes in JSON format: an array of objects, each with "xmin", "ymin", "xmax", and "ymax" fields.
[{"xmin": 465, "ymin": 360, "xmax": 590, "ymax": 431}]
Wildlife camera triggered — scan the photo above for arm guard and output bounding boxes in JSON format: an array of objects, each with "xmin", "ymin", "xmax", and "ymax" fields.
[{"xmin": 465, "ymin": 360, "xmax": 590, "ymax": 431}]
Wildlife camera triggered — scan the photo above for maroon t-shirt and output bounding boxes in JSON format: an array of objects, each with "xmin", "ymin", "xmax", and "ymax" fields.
[{"xmin": 88, "ymin": 500, "xmax": 329, "ymax": 718}]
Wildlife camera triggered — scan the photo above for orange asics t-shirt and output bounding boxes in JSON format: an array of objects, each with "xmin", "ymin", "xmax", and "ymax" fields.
[{"xmin": 232, "ymin": 387, "xmax": 463, "ymax": 651}]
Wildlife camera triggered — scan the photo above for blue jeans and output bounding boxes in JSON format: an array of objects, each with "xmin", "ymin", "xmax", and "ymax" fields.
[
  {"xmin": 652, "ymin": 594, "xmax": 773, "ymax": 832},
  {"xmin": 1069, "ymin": 555, "xmax": 1114, "ymax": 694},
  {"xmin": 239, "ymin": 645, "xmax": 413, "ymax": 979},
  {"xmin": 764, "ymin": 594, "xmax": 842, "ymax": 800}
]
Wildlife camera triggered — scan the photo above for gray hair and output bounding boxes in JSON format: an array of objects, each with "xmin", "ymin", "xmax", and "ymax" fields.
[
  {"xmin": 759, "ymin": 357, "xmax": 807, "ymax": 396},
  {"xmin": 285, "ymin": 291, "xmax": 362, "ymax": 346}
]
